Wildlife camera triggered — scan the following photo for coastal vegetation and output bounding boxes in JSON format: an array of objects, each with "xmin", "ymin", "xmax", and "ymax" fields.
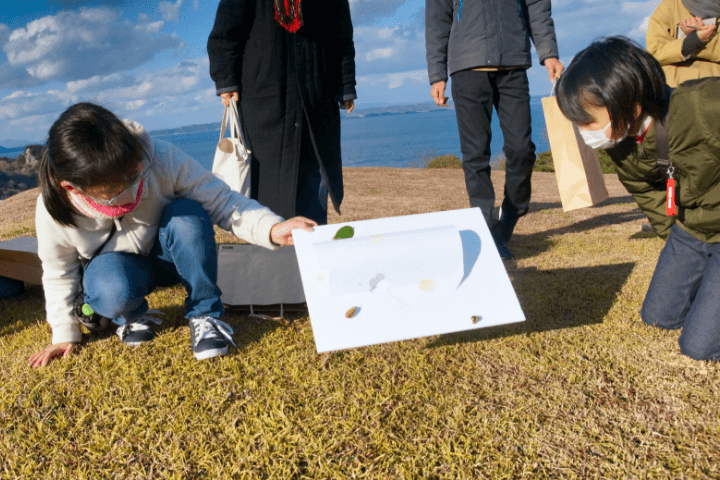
[{"xmin": 424, "ymin": 149, "xmax": 616, "ymax": 173}]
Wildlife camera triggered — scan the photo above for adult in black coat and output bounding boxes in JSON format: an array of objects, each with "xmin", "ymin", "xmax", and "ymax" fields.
[{"xmin": 208, "ymin": 0, "xmax": 357, "ymax": 224}]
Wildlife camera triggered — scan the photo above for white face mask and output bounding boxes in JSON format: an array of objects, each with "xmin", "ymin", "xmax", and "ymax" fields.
[
  {"xmin": 579, "ymin": 121, "xmax": 629, "ymax": 150},
  {"xmin": 66, "ymin": 178, "xmax": 144, "ymax": 218}
]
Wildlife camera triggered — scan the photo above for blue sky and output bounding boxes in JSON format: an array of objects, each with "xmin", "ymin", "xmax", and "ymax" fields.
[{"xmin": 0, "ymin": 0, "xmax": 661, "ymax": 143}]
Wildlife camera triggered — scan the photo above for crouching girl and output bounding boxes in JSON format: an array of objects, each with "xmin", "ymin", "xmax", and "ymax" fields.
[
  {"xmin": 556, "ymin": 36, "xmax": 720, "ymax": 361},
  {"xmin": 28, "ymin": 103, "xmax": 315, "ymax": 367}
]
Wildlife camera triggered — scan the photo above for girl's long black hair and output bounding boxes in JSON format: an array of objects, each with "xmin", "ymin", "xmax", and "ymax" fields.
[
  {"xmin": 40, "ymin": 103, "xmax": 146, "ymax": 227},
  {"xmin": 556, "ymin": 36, "xmax": 669, "ymax": 136}
]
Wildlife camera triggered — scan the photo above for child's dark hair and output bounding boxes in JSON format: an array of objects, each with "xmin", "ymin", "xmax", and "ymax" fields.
[
  {"xmin": 40, "ymin": 103, "xmax": 146, "ymax": 227},
  {"xmin": 556, "ymin": 36, "xmax": 668, "ymax": 135}
]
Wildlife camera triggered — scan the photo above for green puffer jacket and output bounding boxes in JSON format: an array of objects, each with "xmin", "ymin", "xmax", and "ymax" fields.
[{"xmin": 606, "ymin": 77, "xmax": 720, "ymax": 243}]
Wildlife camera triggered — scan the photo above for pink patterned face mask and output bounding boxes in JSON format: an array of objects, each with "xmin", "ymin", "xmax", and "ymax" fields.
[{"xmin": 65, "ymin": 179, "xmax": 144, "ymax": 218}]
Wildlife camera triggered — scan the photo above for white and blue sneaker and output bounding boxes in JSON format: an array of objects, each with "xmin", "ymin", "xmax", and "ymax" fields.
[
  {"xmin": 189, "ymin": 316, "xmax": 235, "ymax": 360},
  {"xmin": 116, "ymin": 310, "xmax": 164, "ymax": 347}
]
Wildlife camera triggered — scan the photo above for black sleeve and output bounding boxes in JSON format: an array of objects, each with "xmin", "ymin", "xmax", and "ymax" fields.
[
  {"xmin": 335, "ymin": 0, "xmax": 357, "ymax": 101},
  {"xmin": 207, "ymin": 0, "xmax": 251, "ymax": 94}
]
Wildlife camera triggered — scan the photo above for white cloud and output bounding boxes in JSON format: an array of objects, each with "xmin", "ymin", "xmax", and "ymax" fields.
[
  {"xmin": 0, "ymin": 65, "xmax": 43, "ymax": 89},
  {"xmin": 629, "ymin": 15, "xmax": 653, "ymax": 37},
  {"xmin": 353, "ymin": 25, "xmax": 426, "ymax": 75},
  {"xmin": 0, "ymin": 7, "xmax": 184, "ymax": 89},
  {"xmin": 108, "ymin": 59, "xmax": 210, "ymax": 101},
  {"xmin": 365, "ymin": 48, "xmax": 393, "ymax": 61},
  {"xmin": 0, "ymin": 57, "xmax": 220, "ymax": 138},
  {"xmin": 159, "ymin": 0, "xmax": 199, "ymax": 23},
  {"xmin": 46, "ymin": 1, "xmax": 139, "ymax": 7},
  {"xmin": 621, "ymin": 0, "xmax": 662, "ymax": 16},
  {"xmin": 387, "ymin": 70, "xmax": 426, "ymax": 88},
  {"xmin": 8, "ymin": 112, "xmax": 58, "ymax": 132},
  {"xmin": 357, "ymin": 69, "xmax": 427, "ymax": 89},
  {"xmin": 125, "ymin": 99, "xmax": 146, "ymax": 110},
  {"xmin": 159, "ymin": 0, "xmax": 184, "ymax": 23},
  {"xmin": 66, "ymin": 72, "xmax": 137, "ymax": 94},
  {"xmin": 0, "ymin": 90, "xmax": 68, "ymax": 120},
  {"xmin": 63, "ymin": 58, "xmax": 213, "ymax": 117},
  {"xmin": 551, "ymin": 0, "xmax": 662, "ymax": 49},
  {"xmin": 353, "ymin": 68, "xmax": 430, "ymax": 105}
]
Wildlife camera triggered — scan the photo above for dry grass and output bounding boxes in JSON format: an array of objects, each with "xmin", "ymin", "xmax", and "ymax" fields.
[{"xmin": 1, "ymin": 170, "xmax": 719, "ymax": 479}]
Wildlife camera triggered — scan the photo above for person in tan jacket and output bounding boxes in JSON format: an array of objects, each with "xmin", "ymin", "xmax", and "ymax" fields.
[{"xmin": 646, "ymin": 0, "xmax": 719, "ymax": 87}]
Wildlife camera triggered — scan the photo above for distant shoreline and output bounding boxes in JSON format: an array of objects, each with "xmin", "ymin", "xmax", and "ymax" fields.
[
  {"xmin": 150, "ymin": 108, "xmax": 458, "ymax": 138},
  {"xmin": 2, "ymin": 98, "xmax": 552, "ymax": 148}
]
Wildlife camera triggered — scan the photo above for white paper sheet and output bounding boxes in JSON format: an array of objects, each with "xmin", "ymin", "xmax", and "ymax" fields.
[
  {"xmin": 292, "ymin": 208, "xmax": 525, "ymax": 352},
  {"xmin": 314, "ymin": 225, "xmax": 463, "ymax": 311}
]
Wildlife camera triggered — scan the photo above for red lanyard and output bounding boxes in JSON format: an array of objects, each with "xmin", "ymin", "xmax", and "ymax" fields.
[
  {"xmin": 636, "ymin": 119, "xmax": 675, "ymax": 216},
  {"xmin": 666, "ymin": 165, "xmax": 676, "ymax": 216}
]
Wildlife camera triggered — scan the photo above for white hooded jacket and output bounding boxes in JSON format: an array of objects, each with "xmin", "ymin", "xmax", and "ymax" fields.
[{"xmin": 35, "ymin": 120, "xmax": 284, "ymax": 344}]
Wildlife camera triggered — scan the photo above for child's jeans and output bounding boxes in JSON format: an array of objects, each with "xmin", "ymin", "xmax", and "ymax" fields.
[
  {"xmin": 83, "ymin": 198, "xmax": 224, "ymax": 325},
  {"xmin": 641, "ymin": 224, "xmax": 720, "ymax": 361}
]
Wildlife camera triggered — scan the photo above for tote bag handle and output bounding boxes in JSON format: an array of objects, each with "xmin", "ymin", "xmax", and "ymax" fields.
[{"xmin": 219, "ymin": 100, "xmax": 250, "ymax": 154}]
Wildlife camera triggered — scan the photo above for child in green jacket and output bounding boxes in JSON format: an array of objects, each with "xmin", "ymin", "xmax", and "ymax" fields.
[{"xmin": 557, "ymin": 36, "xmax": 720, "ymax": 361}]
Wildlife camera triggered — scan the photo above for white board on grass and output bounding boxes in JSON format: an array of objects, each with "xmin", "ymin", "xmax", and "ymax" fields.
[{"xmin": 292, "ymin": 208, "xmax": 525, "ymax": 353}]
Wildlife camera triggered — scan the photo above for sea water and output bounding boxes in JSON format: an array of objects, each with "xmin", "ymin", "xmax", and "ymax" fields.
[
  {"xmin": 154, "ymin": 101, "xmax": 549, "ymax": 171},
  {"xmin": 152, "ymin": 99, "xmax": 549, "ymax": 171},
  {"xmin": 3, "ymin": 100, "xmax": 549, "ymax": 169}
]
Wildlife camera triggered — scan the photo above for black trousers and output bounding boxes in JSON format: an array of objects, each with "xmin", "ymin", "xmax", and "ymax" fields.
[{"xmin": 450, "ymin": 68, "xmax": 536, "ymax": 228}]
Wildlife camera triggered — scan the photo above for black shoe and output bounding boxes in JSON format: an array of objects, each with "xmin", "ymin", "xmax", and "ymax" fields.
[
  {"xmin": 497, "ymin": 206, "xmax": 520, "ymax": 245},
  {"xmin": 492, "ymin": 233, "xmax": 515, "ymax": 261},
  {"xmin": 189, "ymin": 316, "xmax": 235, "ymax": 360},
  {"xmin": 73, "ymin": 292, "xmax": 112, "ymax": 332},
  {"xmin": 116, "ymin": 310, "xmax": 164, "ymax": 346}
]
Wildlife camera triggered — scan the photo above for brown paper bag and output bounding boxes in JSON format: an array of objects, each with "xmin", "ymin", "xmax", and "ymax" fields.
[{"xmin": 542, "ymin": 96, "xmax": 609, "ymax": 211}]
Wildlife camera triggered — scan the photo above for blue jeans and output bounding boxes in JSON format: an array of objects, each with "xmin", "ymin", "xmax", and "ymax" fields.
[
  {"xmin": 641, "ymin": 224, "xmax": 720, "ymax": 361},
  {"xmin": 83, "ymin": 198, "xmax": 224, "ymax": 325}
]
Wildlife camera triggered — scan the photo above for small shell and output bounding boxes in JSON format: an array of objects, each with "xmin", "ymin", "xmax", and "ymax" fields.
[
  {"xmin": 345, "ymin": 307, "xmax": 358, "ymax": 318},
  {"xmin": 471, "ymin": 315, "xmax": 480, "ymax": 324}
]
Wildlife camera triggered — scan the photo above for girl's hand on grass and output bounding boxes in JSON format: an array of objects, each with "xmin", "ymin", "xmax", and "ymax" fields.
[
  {"xmin": 28, "ymin": 342, "xmax": 78, "ymax": 368},
  {"xmin": 270, "ymin": 217, "xmax": 317, "ymax": 246}
]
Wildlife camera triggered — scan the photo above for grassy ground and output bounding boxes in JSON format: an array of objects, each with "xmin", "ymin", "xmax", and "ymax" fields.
[{"xmin": 1, "ymin": 170, "xmax": 719, "ymax": 479}]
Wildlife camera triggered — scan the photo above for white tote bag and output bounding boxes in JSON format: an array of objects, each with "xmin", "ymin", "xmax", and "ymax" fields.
[{"xmin": 212, "ymin": 100, "xmax": 251, "ymax": 197}]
